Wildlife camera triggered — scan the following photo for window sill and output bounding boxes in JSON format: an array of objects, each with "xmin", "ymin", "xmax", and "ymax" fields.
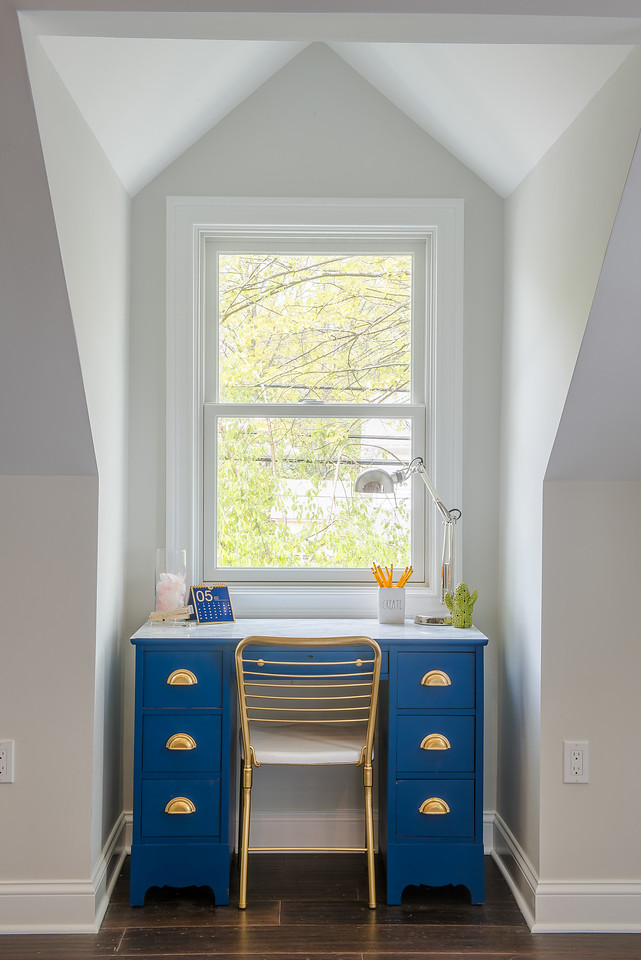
[{"xmin": 222, "ymin": 582, "xmax": 445, "ymax": 620}]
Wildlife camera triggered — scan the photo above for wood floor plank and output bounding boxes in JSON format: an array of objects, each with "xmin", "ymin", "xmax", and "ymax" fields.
[
  {"xmin": 103, "ymin": 899, "xmax": 280, "ymax": 929},
  {"xmin": 280, "ymin": 898, "xmax": 523, "ymax": 926},
  {"xmin": 116, "ymin": 923, "xmax": 534, "ymax": 955},
  {"xmin": 368, "ymin": 942, "xmax": 641, "ymax": 960},
  {"xmin": 230, "ymin": 854, "xmax": 364, "ymax": 903},
  {"xmin": 0, "ymin": 931, "xmax": 122, "ymax": 958}
]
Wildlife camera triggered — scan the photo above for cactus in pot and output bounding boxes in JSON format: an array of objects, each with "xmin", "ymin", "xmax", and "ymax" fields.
[{"xmin": 444, "ymin": 582, "xmax": 478, "ymax": 628}]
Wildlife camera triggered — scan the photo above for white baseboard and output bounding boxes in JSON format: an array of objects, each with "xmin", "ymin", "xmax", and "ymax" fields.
[
  {"xmin": 249, "ymin": 808, "xmax": 372, "ymax": 850},
  {"xmin": 491, "ymin": 811, "xmax": 641, "ymax": 933},
  {"xmin": 0, "ymin": 813, "xmax": 127, "ymax": 935},
  {"xmin": 250, "ymin": 809, "xmax": 496, "ymax": 857},
  {"xmin": 532, "ymin": 881, "xmax": 641, "ymax": 933},
  {"xmin": 93, "ymin": 813, "xmax": 129, "ymax": 931},
  {"xmin": 483, "ymin": 810, "xmax": 494, "ymax": 853},
  {"xmin": 490, "ymin": 811, "xmax": 537, "ymax": 928},
  {"xmin": 123, "ymin": 810, "xmax": 133, "ymax": 853}
]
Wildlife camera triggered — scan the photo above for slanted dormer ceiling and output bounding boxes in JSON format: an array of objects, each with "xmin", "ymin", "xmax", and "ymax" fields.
[{"xmin": 38, "ymin": 34, "xmax": 633, "ymax": 197}]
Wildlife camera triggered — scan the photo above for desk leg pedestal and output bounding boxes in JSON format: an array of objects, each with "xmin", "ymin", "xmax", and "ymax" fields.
[
  {"xmin": 384, "ymin": 644, "xmax": 486, "ymax": 906},
  {"xmin": 130, "ymin": 843, "xmax": 231, "ymax": 906},
  {"xmin": 385, "ymin": 842, "xmax": 485, "ymax": 905}
]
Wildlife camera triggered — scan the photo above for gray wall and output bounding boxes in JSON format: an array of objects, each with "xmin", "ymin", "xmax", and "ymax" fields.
[
  {"xmin": 498, "ymin": 45, "xmax": 641, "ymax": 922},
  {"xmin": 22, "ymin": 15, "xmax": 131, "ymax": 873},
  {"xmin": 0, "ymin": 9, "xmax": 129, "ymax": 930}
]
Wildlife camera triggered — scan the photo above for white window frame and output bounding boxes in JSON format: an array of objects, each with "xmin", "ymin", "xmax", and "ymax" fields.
[{"xmin": 167, "ymin": 198, "xmax": 463, "ymax": 617}]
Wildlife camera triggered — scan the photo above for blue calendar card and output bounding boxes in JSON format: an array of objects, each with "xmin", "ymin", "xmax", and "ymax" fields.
[{"xmin": 188, "ymin": 584, "xmax": 235, "ymax": 623}]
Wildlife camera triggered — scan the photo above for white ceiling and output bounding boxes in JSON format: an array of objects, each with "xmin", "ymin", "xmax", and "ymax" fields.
[
  {"xmin": 330, "ymin": 42, "xmax": 633, "ymax": 196},
  {"xmin": 35, "ymin": 21, "xmax": 635, "ymax": 197},
  {"xmin": 39, "ymin": 37, "xmax": 308, "ymax": 195}
]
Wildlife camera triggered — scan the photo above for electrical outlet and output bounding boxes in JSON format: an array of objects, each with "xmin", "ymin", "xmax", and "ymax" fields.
[
  {"xmin": 564, "ymin": 740, "xmax": 589, "ymax": 783},
  {"xmin": 0, "ymin": 740, "xmax": 15, "ymax": 783}
]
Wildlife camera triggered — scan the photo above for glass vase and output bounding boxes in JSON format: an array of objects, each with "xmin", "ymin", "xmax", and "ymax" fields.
[{"xmin": 155, "ymin": 548, "xmax": 187, "ymax": 612}]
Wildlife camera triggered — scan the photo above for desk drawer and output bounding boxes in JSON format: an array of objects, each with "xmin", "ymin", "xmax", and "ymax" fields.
[
  {"xmin": 141, "ymin": 778, "xmax": 221, "ymax": 838},
  {"xmin": 395, "ymin": 779, "xmax": 474, "ymax": 838},
  {"xmin": 143, "ymin": 652, "xmax": 222, "ymax": 708},
  {"xmin": 397, "ymin": 652, "xmax": 475, "ymax": 709},
  {"xmin": 247, "ymin": 645, "xmax": 386, "ymax": 675},
  {"xmin": 396, "ymin": 716, "xmax": 474, "ymax": 773},
  {"xmin": 142, "ymin": 714, "xmax": 222, "ymax": 773}
]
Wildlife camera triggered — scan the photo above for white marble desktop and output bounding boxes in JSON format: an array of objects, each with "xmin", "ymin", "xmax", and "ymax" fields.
[{"xmin": 131, "ymin": 617, "xmax": 487, "ymax": 643}]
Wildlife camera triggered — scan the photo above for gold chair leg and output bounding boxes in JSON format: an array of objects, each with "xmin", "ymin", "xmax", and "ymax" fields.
[
  {"xmin": 364, "ymin": 764, "xmax": 376, "ymax": 908},
  {"xmin": 239, "ymin": 766, "xmax": 252, "ymax": 909}
]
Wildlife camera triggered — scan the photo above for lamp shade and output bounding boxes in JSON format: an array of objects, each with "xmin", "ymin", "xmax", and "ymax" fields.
[{"xmin": 354, "ymin": 468, "xmax": 396, "ymax": 494}]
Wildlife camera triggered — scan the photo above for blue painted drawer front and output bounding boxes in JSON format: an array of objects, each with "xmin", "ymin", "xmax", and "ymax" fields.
[
  {"xmin": 142, "ymin": 714, "xmax": 222, "ymax": 773},
  {"xmin": 141, "ymin": 778, "xmax": 221, "ymax": 838},
  {"xmin": 397, "ymin": 652, "xmax": 475, "ymax": 709},
  {"xmin": 143, "ymin": 652, "xmax": 222, "ymax": 708},
  {"xmin": 396, "ymin": 715, "xmax": 475, "ymax": 773},
  {"xmin": 395, "ymin": 779, "xmax": 475, "ymax": 838}
]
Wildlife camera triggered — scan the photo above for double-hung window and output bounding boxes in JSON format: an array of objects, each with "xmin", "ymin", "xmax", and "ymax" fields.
[{"xmin": 167, "ymin": 199, "xmax": 462, "ymax": 613}]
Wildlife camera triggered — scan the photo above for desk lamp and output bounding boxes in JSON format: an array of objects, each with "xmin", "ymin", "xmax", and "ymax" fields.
[{"xmin": 354, "ymin": 456, "xmax": 461, "ymax": 603}]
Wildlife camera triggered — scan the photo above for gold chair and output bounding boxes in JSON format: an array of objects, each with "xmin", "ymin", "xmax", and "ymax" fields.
[{"xmin": 235, "ymin": 634, "xmax": 382, "ymax": 909}]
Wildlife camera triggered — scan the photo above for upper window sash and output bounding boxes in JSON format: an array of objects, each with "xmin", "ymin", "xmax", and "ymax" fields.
[{"xmin": 203, "ymin": 238, "xmax": 426, "ymax": 408}]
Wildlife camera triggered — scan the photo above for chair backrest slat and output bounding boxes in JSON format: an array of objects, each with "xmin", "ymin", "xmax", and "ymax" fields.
[{"xmin": 236, "ymin": 635, "xmax": 381, "ymax": 763}]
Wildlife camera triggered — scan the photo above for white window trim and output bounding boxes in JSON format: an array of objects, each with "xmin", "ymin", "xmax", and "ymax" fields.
[{"xmin": 167, "ymin": 197, "xmax": 463, "ymax": 618}]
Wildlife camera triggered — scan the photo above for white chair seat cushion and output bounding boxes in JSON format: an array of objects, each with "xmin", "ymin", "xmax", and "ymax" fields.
[{"xmin": 250, "ymin": 722, "xmax": 366, "ymax": 765}]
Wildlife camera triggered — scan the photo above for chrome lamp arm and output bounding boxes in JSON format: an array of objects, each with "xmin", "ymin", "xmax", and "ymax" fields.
[{"xmin": 355, "ymin": 455, "xmax": 461, "ymax": 603}]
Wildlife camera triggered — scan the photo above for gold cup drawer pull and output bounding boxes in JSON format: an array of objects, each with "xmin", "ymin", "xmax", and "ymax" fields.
[
  {"xmin": 165, "ymin": 796, "xmax": 196, "ymax": 815},
  {"xmin": 167, "ymin": 668, "xmax": 198, "ymax": 686},
  {"xmin": 419, "ymin": 797, "xmax": 450, "ymax": 815},
  {"xmin": 421, "ymin": 669, "xmax": 451, "ymax": 687},
  {"xmin": 420, "ymin": 733, "xmax": 451, "ymax": 751},
  {"xmin": 165, "ymin": 733, "xmax": 197, "ymax": 751}
]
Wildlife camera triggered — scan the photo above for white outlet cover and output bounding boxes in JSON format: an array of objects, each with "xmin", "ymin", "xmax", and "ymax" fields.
[
  {"xmin": 0, "ymin": 740, "xmax": 15, "ymax": 783},
  {"xmin": 563, "ymin": 740, "xmax": 589, "ymax": 783}
]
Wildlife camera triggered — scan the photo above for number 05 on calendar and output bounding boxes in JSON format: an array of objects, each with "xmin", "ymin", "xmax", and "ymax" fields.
[{"xmin": 188, "ymin": 584, "xmax": 235, "ymax": 623}]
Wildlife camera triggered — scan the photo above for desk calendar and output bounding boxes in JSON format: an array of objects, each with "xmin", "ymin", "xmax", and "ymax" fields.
[{"xmin": 188, "ymin": 584, "xmax": 235, "ymax": 623}]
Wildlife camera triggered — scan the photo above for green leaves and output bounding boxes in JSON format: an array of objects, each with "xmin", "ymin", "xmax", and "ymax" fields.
[
  {"xmin": 218, "ymin": 253, "xmax": 411, "ymax": 405},
  {"xmin": 214, "ymin": 252, "xmax": 414, "ymax": 571},
  {"xmin": 216, "ymin": 416, "xmax": 411, "ymax": 569}
]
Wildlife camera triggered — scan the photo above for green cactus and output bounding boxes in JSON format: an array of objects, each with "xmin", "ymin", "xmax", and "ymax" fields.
[{"xmin": 444, "ymin": 582, "xmax": 478, "ymax": 628}]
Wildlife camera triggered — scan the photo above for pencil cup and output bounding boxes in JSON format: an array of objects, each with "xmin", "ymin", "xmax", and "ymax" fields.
[{"xmin": 378, "ymin": 587, "xmax": 406, "ymax": 625}]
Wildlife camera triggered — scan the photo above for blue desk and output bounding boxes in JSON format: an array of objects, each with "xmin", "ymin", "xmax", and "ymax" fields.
[{"xmin": 130, "ymin": 618, "xmax": 488, "ymax": 906}]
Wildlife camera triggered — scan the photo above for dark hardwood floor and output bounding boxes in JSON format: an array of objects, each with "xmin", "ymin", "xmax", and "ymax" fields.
[{"xmin": 1, "ymin": 854, "xmax": 639, "ymax": 959}]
